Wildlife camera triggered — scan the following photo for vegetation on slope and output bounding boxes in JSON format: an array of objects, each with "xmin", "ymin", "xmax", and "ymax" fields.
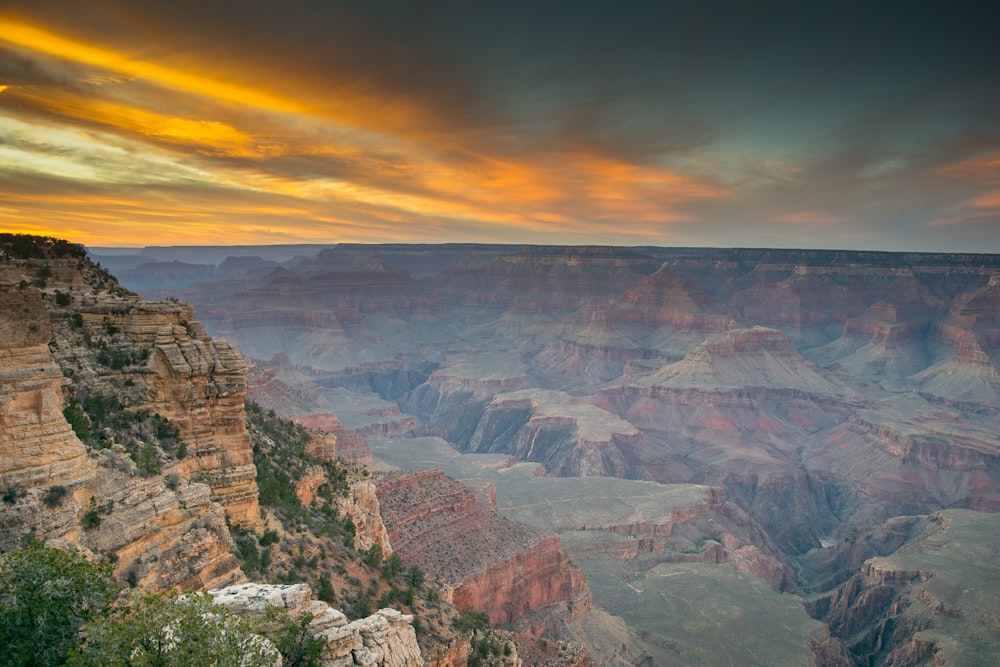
[
  {"xmin": 0, "ymin": 540, "xmax": 317, "ymax": 667},
  {"xmin": 243, "ymin": 400, "xmax": 470, "ymax": 658},
  {"xmin": 0, "ymin": 234, "xmax": 88, "ymax": 260},
  {"xmin": 0, "ymin": 539, "xmax": 117, "ymax": 667}
]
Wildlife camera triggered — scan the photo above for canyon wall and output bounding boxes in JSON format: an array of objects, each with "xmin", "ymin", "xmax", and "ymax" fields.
[
  {"xmin": 801, "ymin": 510, "xmax": 1000, "ymax": 665},
  {"xmin": 0, "ymin": 243, "xmax": 252, "ymax": 590},
  {"xmin": 102, "ymin": 241, "xmax": 1000, "ymax": 663},
  {"xmin": 375, "ymin": 470, "xmax": 591, "ymax": 630}
]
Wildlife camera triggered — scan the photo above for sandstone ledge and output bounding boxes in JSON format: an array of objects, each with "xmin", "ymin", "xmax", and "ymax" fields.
[{"xmin": 209, "ymin": 583, "xmax": 422, "ymax": 667}]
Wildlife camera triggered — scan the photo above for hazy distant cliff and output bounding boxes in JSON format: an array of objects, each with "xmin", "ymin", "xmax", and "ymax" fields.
[{"xmin": 90, "ymin": 240, "xmax": 1000, "ymax": 665}]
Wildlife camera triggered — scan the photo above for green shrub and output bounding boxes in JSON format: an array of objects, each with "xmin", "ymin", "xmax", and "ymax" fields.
[
  {"xmin": 364, "ymin": 544, "xmax": 384, "ymax": 567},
  {"xmin": 63, "ymin": 401, "xmax": 91, "ymax": 442},
  {"xmin": 382, "ymin": 551, "xmax": 402, "ymax": 579},
  {"xmin": 68, "ymin": 592, "xmax": 280, "ymax": 667},
  {"xmin": 317, "ymin": 573, "xmax": 336, "ymax": 604},
  {"xmin": 0, "ymin": 540, "xmax": 117, "ymax": 667},
  {"xmin": 42, "ymin": 485, "xmax": 69, "ymax": 508},
  {"xmin": 81, "ymin": 498, "xmax": 112, "ymax": 531},
  {"xmin": 453, "ymin": 610, "xmax": 491, "ymax": 634}
]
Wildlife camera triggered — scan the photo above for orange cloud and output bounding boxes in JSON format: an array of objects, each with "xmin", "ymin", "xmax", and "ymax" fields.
[
  {"xmin": 0, "ymin": 15, "xmax": 451, "ymax": 141},
  {"xmin": 0, "ymin": 18, "xmax": 305, "ymax": 115},
  {"xmin": 971, "ymin": 191, "xmax": 1000, "ymax": 209},
  {"xmin": 0, "ymin": 14, "xmax": 736, "ymax": 246},
  {"xmin": 12, "ymin": 88, "xmax": 259, "ymax": 157},
  {"xmin": 935, "ymin": 151, "xmax": 1000, "ymax": 180}
]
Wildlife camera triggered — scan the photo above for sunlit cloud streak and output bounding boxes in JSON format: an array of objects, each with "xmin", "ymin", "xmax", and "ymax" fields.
[{"xmin": 0, "ymin": 1, "xmax": 998, "ymax": 251}]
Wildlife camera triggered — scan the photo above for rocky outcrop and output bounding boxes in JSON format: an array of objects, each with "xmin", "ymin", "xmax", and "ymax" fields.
[
  {"xmin": 143, "ymin": 322, "xmax": 260, "ymax": 525},
  {"xmin": 804, "ymin": 510, "xmax": 1000, "ymax": 666},
  {"xmin": 375, "ymin": 470, "xmax": 591, "ymax": 629},
  {"xmin": 0, "ymin": 248, "xmax": 246, "ymax": 589},
  {"xmin": 209, "ymin": 582, "xmax": 422, "ymax": 667},
  {"xmin": 0, "ymin": 287, "xmax": 90, "ymax": 496},
  {"xmin": 464, "ymin": 390, "xmax": 639, "ymax": 477},
  {"xmin": 86, "ymin": 471, "xmax": 243, "ymax": 591},
  {"xmin": 450, "ymin": 533, "xmax": 591, "ymax": 630},
  {"xmin": 295, "ymin": 413, "xmax": 374, "ymax": 463},
  {"xmin": 339, "ymin": 478, "xmax": 392, "ymax": 554}
]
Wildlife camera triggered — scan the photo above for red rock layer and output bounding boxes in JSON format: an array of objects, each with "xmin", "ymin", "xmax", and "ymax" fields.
[{"xmin": 375, "ymin": 470, "xmax": 591, "ymax": 628}]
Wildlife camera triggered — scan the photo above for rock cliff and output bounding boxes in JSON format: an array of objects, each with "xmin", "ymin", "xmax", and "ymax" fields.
[
  {"xmin": 464, "ymin": 390, "xmax": 639, "ymax": 478},
  {"xmin": 375, "ymin": 470, "xmax": 591, "ymax": 630},
  {"xmin": 802, "ymin": 510, "xmax": 1000, "ymax": 666},
  {"xmin": 209, "ymin": 582, "xmax": 423, "ymax": 666},
  {"xmin": 434, "ymin": 246, "xmax": 659, "ymax": 311},
  {"xmin": 0, "ymin": 237, "xmax": 250, "ymax": 589}
]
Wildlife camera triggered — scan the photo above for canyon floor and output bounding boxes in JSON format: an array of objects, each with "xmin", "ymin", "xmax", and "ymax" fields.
[{"xmin": 99, "ymin": 243, "xmax": 1000, "ymax": 665}]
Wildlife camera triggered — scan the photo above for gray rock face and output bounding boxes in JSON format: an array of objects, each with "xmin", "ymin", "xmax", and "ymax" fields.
[{"xmin": 209, "ymin": 583, "xmax": 422, "ymax": 667}]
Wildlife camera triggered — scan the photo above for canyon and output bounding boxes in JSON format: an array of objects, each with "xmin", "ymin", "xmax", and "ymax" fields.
[
  {"xmin": 101, "ymin": 242, "xmax": 1000, "ymax": 665},
  {"xmin": 4, "ymin": 237, "xmax": 998, "ymax": 665}
]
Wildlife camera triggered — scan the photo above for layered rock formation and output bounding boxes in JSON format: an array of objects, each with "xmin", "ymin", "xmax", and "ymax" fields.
[
  {"xmin": 375, "ymin": 470, "xmax": 591, "ymax": 631},
  {"xmin": 0, "ymin": 241, "xmax": 249, "ymax": 589},
  {"xmin": 498, "ymin": 478, "xmax": 795, "ymax": 593},
  {"xmin": 0, "ymin": 286, "xmax": 90, "ymax": 501},
  {"xmin": 464, "ymin": 390, "xmax": 639, "ymax": 477},
  {"xmin": 209, "ymin": 582, "xmax": 422, "ymax": 666},
  {"xmin": 107, "ymin": 241, "xmax": 1000, "ymax": 663},
  {"xmin": 143, "ymin": 319, "xmax": 260, "ymax": 525},
  {"xmin": 435, "ymin": 246, "xmax": 659, "ymax": 311},
  {"xmin": 802, "ymin": 510, "xmax": 1000, "ymax": 666},
  {"xmin": 340, "ymin": 478, "xmax": 393, "ymax": 554}
]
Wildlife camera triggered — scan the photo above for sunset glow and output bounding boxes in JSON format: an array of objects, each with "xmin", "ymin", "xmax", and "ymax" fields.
[{"xmin": 1, "ymin": 2, "xmax": 997, "ymax": 250}]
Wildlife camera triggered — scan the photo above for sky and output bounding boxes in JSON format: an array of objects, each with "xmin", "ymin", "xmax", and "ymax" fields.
[{"xmin": 1, "ymin": 1, "xmax": 998, "ymax": 251}]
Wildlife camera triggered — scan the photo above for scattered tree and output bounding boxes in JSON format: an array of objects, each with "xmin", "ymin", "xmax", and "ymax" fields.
[
  {"xmin": 0, "ymin": 540, "xmax": 118, "ymax": 667},
  {"xmin": 364, "ymin": 543, "xmax": 383, "ymax": 567},
  {"xmin": 262, "ymin": 606, "xmax": 324, "ymax": 667},
  {"xmin": 407, "ymin": 564, "xmax": 425, "ymax": 590},
  {"xmin": 317, "ymin": 573, "xmax": 336, "ymax": 604},
  {"xmin": 382, "ymin": 551, "xmax": 402, "ymax": 579}
]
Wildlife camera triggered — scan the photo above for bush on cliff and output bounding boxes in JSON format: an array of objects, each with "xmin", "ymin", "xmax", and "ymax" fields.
[
  {"xmin": 0, "ymin": 539, "xmax": 117, "ymax": 667},
  {"xmin": 1, "ymin": 541, "xmax": 323, "ymax": 667},
  {"xmin": 67, "ymin": 592, "xmax": 281, "ymax": 667},
  {"xmin": 0, "ymin": 233, "xmax": 87, "ymax": 260}
]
